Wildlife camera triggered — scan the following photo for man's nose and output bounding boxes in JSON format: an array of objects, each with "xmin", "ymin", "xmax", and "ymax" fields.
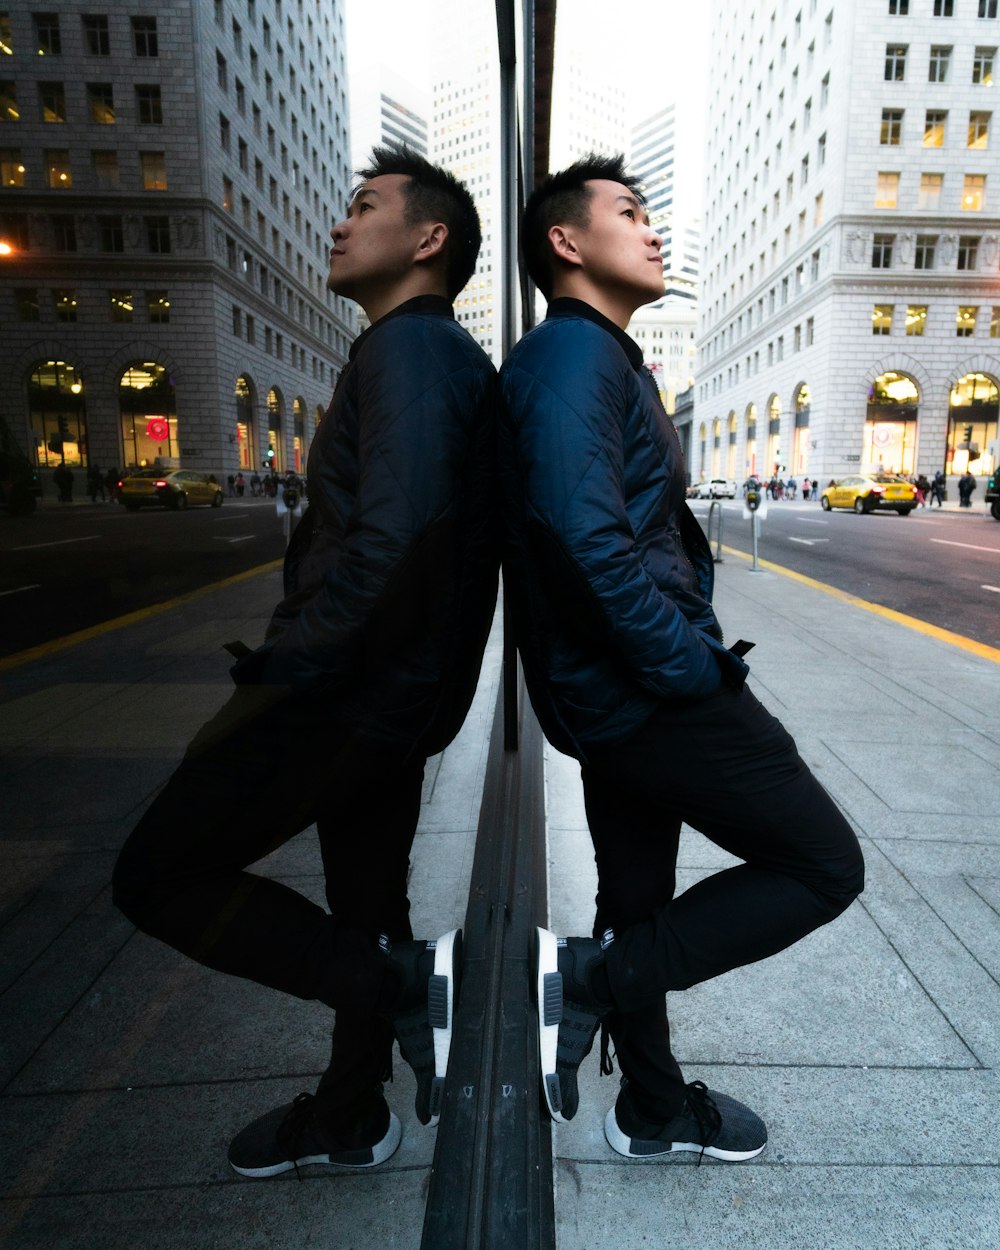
[{"xmin": 331, "ymin": 219, "xmax": 348, "ymax": 241}]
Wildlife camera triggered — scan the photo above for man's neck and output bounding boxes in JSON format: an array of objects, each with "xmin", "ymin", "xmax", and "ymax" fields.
[
  {"xmin": 549, "ymin": 278, "xmax": 644, "ymax": 330},
  {"xmin": 358, "ymin": 277, "xmax": 450, "ymax": 325}
]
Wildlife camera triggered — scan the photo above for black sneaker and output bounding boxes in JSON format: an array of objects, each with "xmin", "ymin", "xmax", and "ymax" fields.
[
  {"xmin": 384, "ymin": 928, "xmax": 461, "ymax": 1127},
  {"xmin": 605, "ymin": 1079, "xmax": 767, "ymax": 1162},
  {"xmin": 535, "ymin": 926, "xmax": 613, "ymax": 1123},
  {"xmin": 228, "ymin": 1089, "xmax": 401, "ymax": 1178}
]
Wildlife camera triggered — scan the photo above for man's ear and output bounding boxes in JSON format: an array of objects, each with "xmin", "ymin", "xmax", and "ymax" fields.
[
  {"xmin": 414, "ymin": 221, "xmax": 448, "ymax": 265},
  {"xmin": 548, "ymin": 223, "xmax": 583, "ymax": 269}
]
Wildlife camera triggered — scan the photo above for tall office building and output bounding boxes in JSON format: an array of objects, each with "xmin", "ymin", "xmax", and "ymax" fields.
[
  {"xmin": 349, "ymin": 67, "xmax": 428, "ymax": 173},
  {"xmin": 695, "ymin": 0, "xmax": 1000, "ymax": 489},
  {"xmin": 631, "ymin": 105, "xmax": 701, "ymax": 306},
  {"xmin": 0, "ymin": 0, "xmax": 354, "ymax": 486}
]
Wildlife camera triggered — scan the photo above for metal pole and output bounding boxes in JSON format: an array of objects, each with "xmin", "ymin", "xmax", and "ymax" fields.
[{"xmin": 750, "ymin": 510, "xmax": 761, "ymax": 572}]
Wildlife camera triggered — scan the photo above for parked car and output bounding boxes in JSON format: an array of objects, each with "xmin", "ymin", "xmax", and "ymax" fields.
[
  {"xmin": 986, "ymin": 468, "xmax": 1000, "ymax": 520},
  {"xmin": 688, "ymin": 479, "xmax": 738, "ymax": 499},
  {"xmin": 820, "ymin": 474, "xmax": 916, "ymax": 516},
  {"xmin": 118, "ymin": 469, "xmax": 224, "ymax": 510}
]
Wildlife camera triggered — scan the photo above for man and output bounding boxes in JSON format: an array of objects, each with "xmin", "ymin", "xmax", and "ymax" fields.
[
  {"xmin": 499, "ymin": 155, "xmax": 864, "ymax": 1162},
  {"xmin": 113, "ymin": 148, "xmax": 499, "ymax": 1177}
]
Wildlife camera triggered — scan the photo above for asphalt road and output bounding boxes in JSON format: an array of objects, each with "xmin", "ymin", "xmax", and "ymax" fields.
[
  {"xmin": 689, "ymin": 496, "xmax": 1000, "ymax": 650},
  {"xmin": 0, "ymin": 495, "xmax": 289, "ymax": 659}
]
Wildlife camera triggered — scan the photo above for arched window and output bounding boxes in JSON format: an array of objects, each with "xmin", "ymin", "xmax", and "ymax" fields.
[
  {"xmin": 698, "ymin": 421, "xmax": 708, "ymax": 479},
  {"xmin": 947, "ymin": 373, "xmax": 998, "ymax": 477},
  {"xmin": 866, "ymin": 372, "xmax": 918, "ymax": 475},
  {"xmin": 266, "ymin": 387, "xmax": 285, "ymax": 472},
  {"xmin": 766, "ymin": 395, "xmax": 782, "ymax": 475},
  {"xmin": 726, "ymin": 411, "xmax": 737, "ymax": 479},
  {"xmin": 120, "ymin": 363, "xmax": 177, "ymax": 467},
  {"xmin": 28, "ymin": 360, "xmax": 87, "ymax": 468},
  {"xmin": 793, "ymin": 383, "xmax": 811, "ymax": 475},
  {"xmin": 745, "ymin": 403, "xmax": 757, "ymax": 475},
  {"xmin": 235, "ymin": 375, "xmax": 257, "ymax": 470},
  {"xmin": 711, "ymin": 417, "xmax": 722, "ymax": 477},
  {"xmin": 293, "ymin": 396, "xmax": 306, "ymax": 473}
]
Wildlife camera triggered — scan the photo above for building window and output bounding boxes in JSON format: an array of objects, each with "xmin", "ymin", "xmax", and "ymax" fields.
[
  {"xmin": 875, "ymin": 171, "xmax": 899, "ymax": 208},
  {"xmin": 16, "ymin": 288, "xmax": 40, "ymax": 320},
  {"xmin": 958, "ymin": 235, "xmax": 980, "ymax": 269},
  {"xmin": 981, "ymin": 0, "xmax": 999, "ymax": 15},
  {"xmin": 83, "ymin": 82, "xmax": 117, "ymax": 125},
  {"xmin": 806, "ymin": 316, "xmax": 815, "ymax": 346},
  {"xmin": 933, "ymin": 0, "xmax": 954, "ymax": 14},
  {"xmin": 54, "ymin": 289, "xmax": 77, "ymax": 322},
  {"xmin": 92, "ymin": 149, "xmax": 119, "ymax": 188},
  {"xmin": 905, "ymin": 306, "xmax": 927, "ymax": 337},
  {"xmin": 881, "ymin": 109, "xmax": 903, "ymax": 144},
  {"xmin": 140, "ymin": 150, "xmax": 166, "ymax": 190},
  {"xmin": 991, "ymin": 307, "xmax": 1000, "ymax": 338},
  {"xmin": 232, "ymin": 18, "xmax": 243, "ymax": 55},
  {"xmin": 915, "ymin": 234, "xmax": 937, "ymax": 268},
  {"xmin": 815, "ymin": 190, "xmax": 824, "ymax": 223},
  {"xmin": 82, "ymin": 15, "xmax": 109, "ymax": 55},
  {"xmin": 238, "ymin": 137, "xmax": 248, "ymax": 172},
  {"xmin": 0, "ymin": 12, "xmax": 11, "ymax": 55},
  {"xmin": 963, "ymin": 173, "xmax": 986, "ymax": 209},
  {"xmin": 39, "ymin": 81, "xmax": 65, "ymax": 122},
  {"xmin": 969, "ymin": 111, "xmax": 991, "ymax": 148},
  {"xmin": 98, "ymin": 214, "xmax": 124, "ymax": 252},
  {"xmin": 219, "ymin": 113, "xmax": 230, "ymax": 151},
  {"xmin": 217, "ymin": 50, "xmax": 228, "ymax": 90},
  {"xmin": 889, "ymin": 0, "xmax": 908, "ymax": 12},
  {"xmin": 236, "ymin": 78, "xmax": 245, "ymax": 115},
  {"xmin": 872, "ymin": 233, "xmax": 894, "ymax": 268},
  {"xmin": 0, "ymin": 80, "xmax": 16, "ymax": 122},
  {"xmin": 885, "ymin": 44, "xmax": 907, "ymax": 80},
  {"xmin": 232, "ymin": 304, "xmax": 241, "ymax": 335},
  {"xmin": 34, "ymin": 13, "xmax": 61, "ymax": 56},
  {"xmin": 956, "ymin": 306, "xmax": 977, "ymax": 336},
  {"xmin": 817, "ymin": 131, "xmax": 826, "ymax": 164},
  {"xmin": 872, "ymin": 305, "xmax": 893, "ymax": 335},
  {"xmin": 145, "ymin": 215, "xmax": 170, "ymax": 252},
  {"xmin": 132, "ymin": 17, "xmax": 158, "ymax": 57},
  {"xmin": 43, "ymin": 150, "xmax": 71, "ymax": 189},
  {"xmin": 222, "ymin": 175, "xmax": 233, "ymax": 211},
  {"xmin": 973, "ymin": 46, "xmax": 996, "ymax": 83},
  {"xmin": 51, "ymin": 214, "xmax": 76, "ymax": 251},
  {"xmin": 110, "ymin": 290, "xmax": 133, "ymax": 322},
  {"xmin": 929, "ymin": 46, "xmax": 952, "ymax": 82},
  {"xmin": 136, "ymin": 85, "xmax": 162, "ymax": 124},
  {"xmin": 924, "ymin": 110, "xmax": 946, "ymax": 146},
  {"xmin": 245, "ymin": 314, "xmax": 254, "ymax": 345},
  {"xmin": 919, "ymin": 172, "xmax": 944, "ymax": 208},
  {"xmin": 147, "ymin": 290, "xmax": 169, "ymax": 323}
]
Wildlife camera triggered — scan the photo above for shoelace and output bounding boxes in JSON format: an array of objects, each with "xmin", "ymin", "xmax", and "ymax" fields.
[
  {"xmin": 275, "ymin": 1092, "xmax": 318, "ymax": 1183},
  {"xmin": 684, "ymin": 1080, "xmax": 723, "ymax": 1167}
]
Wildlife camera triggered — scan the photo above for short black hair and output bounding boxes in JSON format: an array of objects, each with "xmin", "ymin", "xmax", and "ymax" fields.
[
  {"xmin": 522, "ymin": 153, "xmax": 645, "ymax": 298},
  {"xmin": 355, "ymin": 145, "xmax": 482, "ymax": 299}
]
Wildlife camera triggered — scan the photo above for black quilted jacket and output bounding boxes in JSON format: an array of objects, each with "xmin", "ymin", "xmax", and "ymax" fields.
[{"xmin": 234, "ymin": 295, "xmax": 500, "ymax": 757}]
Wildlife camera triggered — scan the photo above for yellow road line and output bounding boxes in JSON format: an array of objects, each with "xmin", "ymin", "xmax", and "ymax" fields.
[
  {"xmin": 0, "ymin": 560, "xmax": 283, "ymax": 672},
  {"xmin": 721, "ymin": 545, "xmax": 1000, "ymax": 665}
]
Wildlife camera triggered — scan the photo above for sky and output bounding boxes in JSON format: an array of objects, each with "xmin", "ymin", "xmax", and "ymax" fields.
[{"xmin": 343, "ymin": 0, "xmax": 710, "ymax": 205}]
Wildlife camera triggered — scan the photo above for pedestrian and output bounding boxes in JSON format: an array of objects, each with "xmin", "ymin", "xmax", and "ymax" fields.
[
  {"xmin": 958, "ymin": 469, "xmax": 977, "ymax": 508},
  {"xmin": 930, "ymin": 469, "xmax": 945, "ymax": 507},
  {"xmin": 250, "ymin": 471, "xmax": 261, "ymax": 497},
  {"xmin": 811, "ymin": 478, "xmax": 819, "ymax": 501},
  {"xmin": 915, "ymin": 473, "xmax": 930, "ymax": 507},
  {"xmin": 500, "ymin": 154, "xmax": 864, "ymax": 1164},
  {"xmin": 106, "ymin": 467, "xmax": 120, "ymax": 502},
  {"xmin": 234, "ymin": 471, "xmax": 246, "ymax": 497},
  {"xmin": 113, "ymin": 148, "xmax": 499, "ymax": 1180},
  {"xmin": 52, "ymin": 462, "xmax": 73, "ymax": 501},
  {"xmin": 227, "ymin": 473, "xmax": 236, "ymax": 497},
  {"xmin": 87, "ymin": 463, "xmax": 106, "ymax": 503},
  {"xmin": 801, "ymin": 479, "xmax": 810, "ymax": 501}
]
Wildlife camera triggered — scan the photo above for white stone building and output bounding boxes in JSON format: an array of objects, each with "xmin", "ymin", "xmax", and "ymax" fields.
[
  {"xmin": 696, "ymin": 0, "xmax": 1000, "ymax": 490},
  {"xmin": 630, "ymin": 298, "xmax": 698, "ymax": 416},
  {"xmin": 0, "ymin": 0, "xmax": 354, "ymax": 487}
]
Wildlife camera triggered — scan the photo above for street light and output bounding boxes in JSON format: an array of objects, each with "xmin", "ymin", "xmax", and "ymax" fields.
[{"xmin": 0, "ymin": 240, "xmax": 14, "ymax": 256}]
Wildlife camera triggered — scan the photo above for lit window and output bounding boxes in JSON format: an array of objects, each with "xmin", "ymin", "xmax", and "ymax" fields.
[
  {"xmin": 34, "ymin": 13, "xmax": 61, "ymax": 56},
  {"xmin": 0, "ymin": 13, "xmax": 13, "ymax": 55},
  {"xmin": 962, "ymin": 173, "xmax": 986, "ymax": 209},
  {"xmin": 54, "ymin": 289, "xmax": 77, "ymax": 322},
  {"xmin": 147, "ymin": 290, "xmax": 170, "ymax": 323},
  {"xmin": 875, "ymin": 171, "xmax": 900, "ymax": 208},
  {"xmin": 906, "ymin": 306, "xmax": 927, "ymax": 337},
  {"xmin": 45, "ymin": 148, "xmax": 70, "ymax": 187},
  {"xmin": 82, "ymin": 15, "xmax": 109, "ymax": 55},
  {"xmin": 919, "ymin": 172, "xmax": 943, "ymax": 208},
  {"xmin": 990, "ymin": 307, "xmax": 1000, "ymax": 338},
  {"xmin": 973, "ymin": 46, "xmax": 996, "ymax": 83},
  {"xmin": 956, "ymin": 306, "xmax": 977, "ymax": 336},
  {"xmin": 140, "ymin": 151, "xmax": 167, "ymax": 190},
  {"xmin": 39, "ymin": 81, "xmax": 65, "ymax": 122},
  {"xmin": 132, "ymin": 17, "xmax": 158, "ymax": 57},
  {"xmin": 881, "ymin": 109, "xmax": 903, "ymax": 144},
  {"xmin": 0, "ymin": 80, "xmax": 16, "ymax": 120},
  {"xmin": 87, "ymin": 83, "xmax": 115, "ymax": 124},
  {"xmin": 110, "ymin": 290, "xmax": 133, "ymax": 322},
  {"xmin": 222, "ymin": 175, "xmax": 233, "ymax": 211},
  {"xmin": 968, "ymin": 111, "xmax": 991, "ymax": 147},
  {"xmin": 924, "ymin": 110, "xmax": 946, "ymax": 145},
  {"xmin": 885, "ymin": 44, "xmax": 907, "ymax": 80},
  {"xmin": 872, "ymin": 305, "xmax": 893, "ymax": 335},
  {"xmin": 915, "ymin": 235, "xmax": 937, "ymax": 268}
]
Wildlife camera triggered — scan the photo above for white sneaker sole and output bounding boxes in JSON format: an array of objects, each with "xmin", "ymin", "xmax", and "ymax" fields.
[
  {"xmin": 604, "ymin": 1107, "xmax": 766, "ymax": 1162},
  {"xmin": 535, "ymin": 926, "xmax": 566, "ymax": 1123},
  {"xmin": 427, "ymin": 926, "xmax": 461, "ymax": 1127},
  {"xmin": 230, "ymin": 1112, "xmax": 402, "ymax": 1177}
]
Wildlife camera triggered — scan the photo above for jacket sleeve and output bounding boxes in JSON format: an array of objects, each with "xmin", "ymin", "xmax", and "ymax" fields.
[
  {"xmin": 503, "ymin": 329, "xmax": 723, "ymax": 700},
  {"xmin": 248, "ymin": 320, "xmax": 487, "ymax": 692}
]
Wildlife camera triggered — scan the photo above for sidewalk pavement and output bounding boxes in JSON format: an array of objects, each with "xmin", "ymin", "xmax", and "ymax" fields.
[{"xmin": 1, "ymin": 549, "xmax": 999, "ymax": 1250}]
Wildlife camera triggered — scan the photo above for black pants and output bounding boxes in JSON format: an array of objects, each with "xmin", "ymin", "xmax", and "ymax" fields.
[
  {"xmin": 112, "ymin": 684, "xmax": 425, "ymax": 1114},
  {"xmin": 581, "ymin": 683, "xmax": 864, "ymax": 1121}
]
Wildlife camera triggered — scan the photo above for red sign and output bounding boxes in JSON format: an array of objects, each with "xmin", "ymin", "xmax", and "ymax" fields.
[{"xmin": 146, "ymin": 417, "xmax": 169, "ymax": 443}]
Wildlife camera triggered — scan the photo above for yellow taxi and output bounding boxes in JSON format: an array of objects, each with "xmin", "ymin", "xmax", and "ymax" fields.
[
  {"xmin": 118, "ymin": 468, "xmax": 223, "ymax": 511},
  {"xmin": 820, "ymin": 474, "xmax": 917, "ymax": 516}
]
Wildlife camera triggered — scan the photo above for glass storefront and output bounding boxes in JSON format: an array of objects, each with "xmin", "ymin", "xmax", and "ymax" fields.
[
  {"xmin": 267, "ymin": 388, "xmax": 284, "ymax": 473},
  {"xmin": 119, "ymin": 363, "xmax": 177, "ymax": 467},
  {"xmin": 947, "ymin": 373, "xmax": 998, "ymax": 477},
  {"xmin": 29, "ymin": 360, "xmax": 87, "ymax": 468},
  {"xmin": 865, "ymin": 372, "xmax": 918, "ymax": 474},
  {"xmin": 793, "ymin": 383, "xmax": 811, "ymax": 475},
  {"xmin": 293, "ymin": 397, "xmax": 306, "ymax": 473},
  {"xmin": 235, "ymin": 375, "xmax": 257, "ymax": 470},
  {"xmin": 766, "ymin": 395, "xmax": 781, "ymax": 475}
]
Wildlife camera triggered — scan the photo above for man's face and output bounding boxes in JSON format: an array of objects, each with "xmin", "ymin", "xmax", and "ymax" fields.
[
  {"xmin": 564, "ymin": 180, "xmax": 665, "ymax": 305},
  {"xmin": 327, "ymin": 174, "xmax": 428, "ymax": 302}
]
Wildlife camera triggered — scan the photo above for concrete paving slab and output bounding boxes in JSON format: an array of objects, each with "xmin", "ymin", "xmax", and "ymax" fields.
[{"xmin": 0, "ymin": 755, "xmax": 175, "ymax": 832}]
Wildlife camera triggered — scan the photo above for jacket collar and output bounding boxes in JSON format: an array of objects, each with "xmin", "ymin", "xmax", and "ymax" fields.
[
  {"xmin": 545, "ymin": 298, "xmax": 644, "ymax": 370},
  {"xmin": 349, "ymin": 294, "xmax": 454, "ymax": 360}
]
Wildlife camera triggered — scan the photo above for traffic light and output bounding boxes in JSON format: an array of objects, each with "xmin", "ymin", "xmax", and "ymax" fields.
[{"xmin": 963, "ymin": 424, "xmax": 973, "ymax": 443}]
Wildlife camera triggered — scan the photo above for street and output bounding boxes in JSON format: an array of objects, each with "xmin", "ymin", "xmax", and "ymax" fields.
[
  {"xmin": 688, "ymin": 497, "xmax": 1000, "ymax": 650},
  {"xmin": 0, "ymin": 496, "xmax": 289, "ymax": 659}
]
